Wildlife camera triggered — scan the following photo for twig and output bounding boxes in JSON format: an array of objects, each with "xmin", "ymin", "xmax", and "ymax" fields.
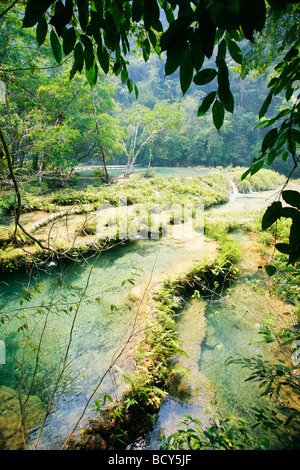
[
  {"xmin": 32, "ymin": 253, "xmax": 102, "ymax": 450},
  {"xmin": 0, "ymin": 0, "xmax": 19, "ymax": 19},
  {"xmin": 60, "ymin": 256, "xmax": 157, "ymax": 450}
]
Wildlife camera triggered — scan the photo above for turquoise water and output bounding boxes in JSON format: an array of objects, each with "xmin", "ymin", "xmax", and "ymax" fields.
[
  {"xmin": 144, "ymin": 260, "xmax": 276, "ymax": 449},
  {"xmin": 75, "ymin": 166, "xmax": 213, "ymax": 182},
  {"xmin": 0, "ymin": 183, "xmax": 296, "ymax": 449},
  {"xmin": 0, "ymin": 236, "xmax": 212, "ymax": 449}
]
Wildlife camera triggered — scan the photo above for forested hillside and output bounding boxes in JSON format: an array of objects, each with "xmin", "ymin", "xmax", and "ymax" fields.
[{"xmin": 1, "ymin": 3, "xmax": 299, "ymax": 184}]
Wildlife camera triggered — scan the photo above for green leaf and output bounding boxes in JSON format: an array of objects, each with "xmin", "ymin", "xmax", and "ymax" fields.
[
  {"xmin": 134, "ymin": 83, "xmax": 139, "ymax": 100},
  {"xmin": 81, "ymin": 34, "xmax": 94, "ymax": 70},
  {"xmin": 239, "ymin": 0, "xmax": 266, "ymax": 41},
  {"xmin": 164, "ymin": 34, "xmax": 187, "ymax": 76},
  {"xmin": 198, "ymin": 91, "xmax": 216, "ymax": 117},
  {"xmin": 143, "ymin": 0, "xmax": 161, "ymax": 32},
  {"xmin": 282, "ymin": 190, "xmax": 300, "ymax": 210},
  {"xmin": 212, "ymin": 99, "xmax": 224, "ymax": 131},
  {"xmin": 63, "ymin": 27, "xmax": 76, "ymax": 56},
  {"xmin": 217, "ymin": 39, "xmax": 227, "ymax": 60},
  {"xmin": 291, "ymin": 128, "xmax": 300, "ymax": 145},
  {"xmin": 132, "ymin": 0, "xmax": 143, "ymax": 22},
  {"xmin": 50, "ymin": 29, "xmax": 62, "ymax": 64},
  {"xmin": 265, "ymin": 264, "xmax": 277, "ymax": 276},
  {"xmin": 250, "ymin": 160, "xmax": 264, "ymax": 175},
  {"xmin": 121, "ymin": 69, "xmax": 128, "ymax": 84},
  {"xmin": 97, "ymin": 45, "xmax": 110, "ymax": 74},
  {"xmin": 127, "ymin": 78, "xmax": 133, "ymax": 94},
  {"xmin": 241, "ymin": 167, "xmax": 252, "ymax": 181},
  {"xmin": 86, "ymin": 61, "xmax": 98, "ymax": 87},
  {"xmin": 267, "ymin": 148, "xmax": 277, "ymax": 166},
  {"xmin": 23, "ymin": 0, "xmax": 53, "ymax": 28},
  {"xmin": 261, "ymin": 201, "xmax": 282, "ymax": 230},
  {"xmin": 198, "ymin": 6, "xmax": 216, "ymax": 58},
  {"xmin": 259, "ymin": 91, "xmax": 273, "ymax": 119},
  {"xmin": 74, "ymin": 42, "xmax": 84, "ymax": 72},
  {"xmin": 193, "ymin": 68, "xmax": 217, "ymax": 85},
  {"xmin": 275, "ymin": 243, "xmax": 291, "ymax": 254},
  {"xmin": 218, "ymin": 85, "xmax": 234, "ymax": 113},
  {"xmin": 36, "ymin": 15, "xmax": 48, "ymax": 46},
  {"xmin": 77, "ymin": 0, "xmax": 89, "ymax": 31},
  {"xmin": 280, "ymin": 207, "xmax": 300, "ymax": 219},
  {"xmin": 69, "ymin": 62, "xmax": 77, "ymax": 80},
  {"xmin": 50, "ymin": 0, "xmax": 73, "ymax": 32},
  {"xmin": 160, "ymin": 17, "xmax": 190, "ymax": 52},
  {"xmin": 261, "ymin": 128, "xmax": 278, "ymax": 153},
  {"xmin": 188, "ymin": 28, "xmax": 204, "ymax": 71},
  {"xmin": 227, "ymin": 39, "xmax": 243, "ymax": 64},
  {"xmin": 180, "ymin": 48, "xmax": 193, "ymax": 95}
]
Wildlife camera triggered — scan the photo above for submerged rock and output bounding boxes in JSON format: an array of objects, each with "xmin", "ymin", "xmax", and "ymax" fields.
[{"xmin": 0, "ymin": 385, "xmax": 44, "ymax": 450}]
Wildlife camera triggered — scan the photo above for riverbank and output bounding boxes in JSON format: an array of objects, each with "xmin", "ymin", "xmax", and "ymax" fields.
[
  {"xmin": 0, "ymin": 172, "xmax": 230, "ymax": 273},
  {"xmin": 0, "ymin": 167, "xmax": 290, "ymax": 274}
]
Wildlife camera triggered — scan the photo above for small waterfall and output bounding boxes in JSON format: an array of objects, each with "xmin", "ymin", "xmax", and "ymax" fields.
[
  {"xmin": 47, "ymin": 253, "xmax": 57, "ymax": 268},
  {"xmin": 229, "ymin": 180, "xmax": 239, "ymax": 197}
]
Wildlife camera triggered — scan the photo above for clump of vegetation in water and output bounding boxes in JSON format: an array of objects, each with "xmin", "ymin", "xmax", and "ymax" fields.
[
  {"xmin": 69, "ymin": 223, "xmax": 240, "ymax": 450},
  {"xmin": 229, "ymin": 167, "xmax": 286, "ymax": 193}
]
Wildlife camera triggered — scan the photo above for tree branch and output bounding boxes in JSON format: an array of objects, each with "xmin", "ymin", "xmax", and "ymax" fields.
[{"xmin": 0, "ymin": 0, "xmax": 19, "ymax": 19}]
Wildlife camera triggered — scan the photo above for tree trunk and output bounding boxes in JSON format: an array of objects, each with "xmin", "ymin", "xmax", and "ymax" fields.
[
  {"xmin": 101, "ymin": 146, "xmax": 109, "ymax": 183},
  {"xmin": 124, "ymin": 159, "xmax": 133, "ymax": 177},
  {"xmin": 146, "ymin": 139, "xmax": 154, "ymax": 177},
  {"xmin": 91, "ymin": 88, "xmax": 109, "ymax": 183},
  {"xmin": 38, "ymin": 149, "xmax": 44, "ymax": 185}
]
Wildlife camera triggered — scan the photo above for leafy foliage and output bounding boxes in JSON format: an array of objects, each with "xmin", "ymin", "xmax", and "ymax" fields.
[
  {"xmin": 160, "ymin": 413, "xmax": 267, "ymax": 450},
  {"xmin": 20, "ymin": 0, "xmax": 296, "ymax": 117}
]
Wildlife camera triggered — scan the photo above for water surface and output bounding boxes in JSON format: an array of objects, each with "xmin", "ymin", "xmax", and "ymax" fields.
[{"xmin": 0, "ymin": 182, "xmax": 297, "ymax": 450}]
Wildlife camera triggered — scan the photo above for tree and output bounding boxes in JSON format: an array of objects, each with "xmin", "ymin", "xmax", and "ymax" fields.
[
  {"xmin": 91, "ymin": 87, "xmax": 124, "ymax": 182},
  {"xmin": 119, "ymin": 100, "xmax": 184, "ymax": 176},
  {"xmin": 1, "ymin": 0, "xmax": 300, "ymax": 261}
]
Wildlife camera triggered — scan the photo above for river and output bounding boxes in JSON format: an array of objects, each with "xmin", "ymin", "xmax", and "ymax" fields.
[{"xmin": 0, "ymin": 180, "xmax": 297, "ymax": 450}]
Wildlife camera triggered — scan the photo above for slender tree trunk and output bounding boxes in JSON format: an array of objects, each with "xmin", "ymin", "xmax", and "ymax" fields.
[
  {"xmin": 0, "ymin": 127, "xmax": 21, "ymax": 238},
  {"xmin": 38, "ymin": 149, "xmax": 44, "ymax": 185},
  {"xmin": 124, "ymin": 158, "xmax": 133, "ymax": 177},
  {"xmin": 100, "ymin": 146, "xmax": 109, "ymax": 183},
  {"xmin": 146, "ymin": 138, "xmax": 154, "ymax": 177},
  {"xmin": 0, "ymin": 127, "xmax": 51, "ymax": 251},
  {"xmin": 91, "ymin": 88, "xmax": 109, "ymax": 183}
]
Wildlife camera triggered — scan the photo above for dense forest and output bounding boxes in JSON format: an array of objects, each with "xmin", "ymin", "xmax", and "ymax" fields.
[
  {"xmin": 1, "ymin": 2, "xmax": 299, "ymax": 186},
  {"xmin": 0, "ymin": 0, "xmax": 299, "ymax": 456}
]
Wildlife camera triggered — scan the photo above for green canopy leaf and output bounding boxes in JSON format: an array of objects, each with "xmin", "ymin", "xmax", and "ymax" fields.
[
  {"xmin": 180, "ymin": 48, "xmax": 193, "ymax": 95},
  {"xmin": 227, "ymin": 39, "xmax": 243, "ymax": 64},
  {"xmin": 261, "ymin": 201, "xmax": 282, "ymax": 230},
  {"xmin": 63, "ymin": 27, "xmax": 77, "ymax": 56},
  {"xmin": 198, "ymin": 91, "xmax": 217, "ymax": 117},
  {"xmin": 282, "ymin": 190, "xmax": 300, "ymax": 210},
  {"xmin": 36, "ymin": 15, "xmax": 48, "ymax": 46},
  {"xmin": 50, "ymin": 29, "xmax": 62, "ymax": 64},
  {"xmin": 212, "ymin": 99, "xmax": 224, "ymax": 131},
  {"xmin": 193, "ymin": 68, "xmax": 217, "ymax": 85}
]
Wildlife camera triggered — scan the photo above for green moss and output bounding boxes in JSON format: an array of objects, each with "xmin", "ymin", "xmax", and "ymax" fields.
[{"xmin": 230, "ymin": 167, "xmax": 285, "ymax": 193}]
